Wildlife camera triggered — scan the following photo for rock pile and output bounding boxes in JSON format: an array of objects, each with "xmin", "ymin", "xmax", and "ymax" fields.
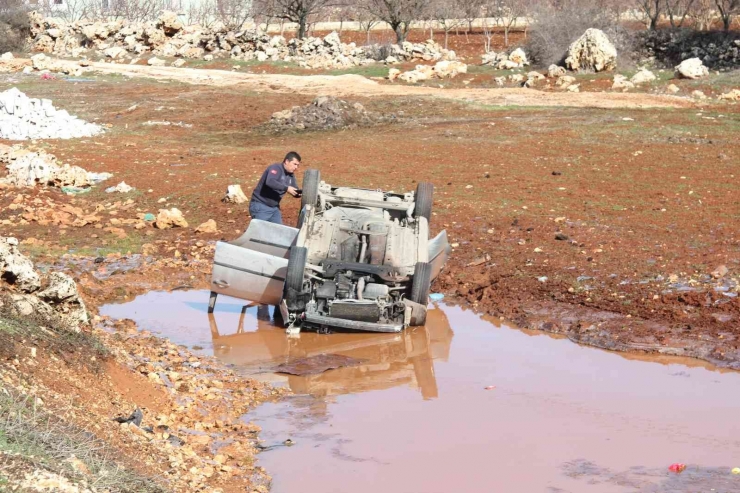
[
  {"xmin": 391, "ymin": 60, "xmax": 468, "ymax": 83},
  {"xmin": 0, "ymin": 144, "xmax": 112, "ymax": 188},
  {"xmin": 481, "ymin": 48, "xmax": 529, "ymax": 69},
  {"xmin": 0, "ymin": 236, "xmax": 88, "ymax": 331},
  {"xmin": 634, "ymin": 29, "xmax": 740, "ymax": 70},
  {"xmin": 565, "ymin": 28, "xmax": 617, "ymax": 72},
  {"xmin": 266, "ymin": 96, "xmax": 380, "ymax": 133},
  {"xmin": 0, "ymin": 87, "xmax": 103, "ymax": 140},
  {"xmin": 28, "ymin": 11, "xmax": 457, "ymax": 70}
]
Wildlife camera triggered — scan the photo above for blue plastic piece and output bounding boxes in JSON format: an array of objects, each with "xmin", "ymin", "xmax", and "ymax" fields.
[{"xmin": 429, "ymin": 293, "xmax": 445, "ymax": 302}]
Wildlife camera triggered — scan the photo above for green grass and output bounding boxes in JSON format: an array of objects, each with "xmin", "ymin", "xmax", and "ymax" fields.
[{"xmin": 327, "ymin": 65, "xmax": 391, "ymax": 78}]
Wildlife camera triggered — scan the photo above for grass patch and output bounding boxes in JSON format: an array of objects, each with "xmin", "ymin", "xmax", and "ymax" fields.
[
  {"xmin": 0, "ymin": 392, "xmax": 165, "ymax": 493},
  {"xmin": 0, "ymin": 300, "xmax": 109, "ymax": 364}
]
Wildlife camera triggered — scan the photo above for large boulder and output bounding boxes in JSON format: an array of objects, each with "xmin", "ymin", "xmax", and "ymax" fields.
[
  {"xmin": 564, "ymin": 28, "xmax": 617, "ymax": 72},
  {"xmin": 675, "ymin": 58, "xmax": 708, "ymax": 79},
  {"xmin": 158, "ymin": 11, "xmax": 183, "ymax": 36},
  {"xmin": 0, "ymin": 237, "xmax": 41, "ymax": 292}
]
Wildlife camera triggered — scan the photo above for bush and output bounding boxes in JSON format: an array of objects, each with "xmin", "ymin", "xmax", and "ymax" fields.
[
  {"xmin": 524, "ymin": 3, "xmax": 635, "ymax": 69},
  {"xmin": 0, "ymin": 0, "xmax": 30, "ymax": 53}
]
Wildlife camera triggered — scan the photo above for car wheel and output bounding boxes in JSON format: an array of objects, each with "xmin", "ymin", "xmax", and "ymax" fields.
[
  {"xmin": 296, "ymin": 206, "xmax": 307, "ymax": 229},
  {"xmin": 301, "ymin": 169, "xmax": 320, "ymax": 210},
  {"xmin": 284, "ymin": 246, "xmax": 308, "ymax": 306},
  {"xmin": 414, "ymin": 182, "xmax": 434, "ymax": 224},
  {"xmin": 410, "ymin": 261, "xmax": 432, "ymax": 305}
]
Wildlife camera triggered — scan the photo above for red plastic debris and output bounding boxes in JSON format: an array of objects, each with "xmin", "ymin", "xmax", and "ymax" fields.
[
  {"xmin": 669, "ymin": 463, "xmax": 686, "ymax": 473},
  {"xmin": 40, "ymin": 73, "xmax": 56, "ymax": 80},
  {"xmin": 484, "ymin": 386, "xmax": 496, "ymax": 390}
]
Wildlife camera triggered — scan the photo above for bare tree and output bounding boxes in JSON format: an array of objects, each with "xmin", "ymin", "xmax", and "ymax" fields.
[
  {"xmin": 260, "ymin": 0, "xmax": 333, "ymax": 38},
  {"xmin": 186, "ymin": 0, "xmax": 218, "ymax": 27},
  {"xmin": 490, "ymin": 0, "xmax": 529, "ymax": 47},
  {"xmin": 216, "ymin": 0, "xmax": 253, "ymax": 29},
  {"xmin": 691, "ymin": 0, "xmax": 715, "ymax": 29},
  {"xmin": 364, "ymin": 0, "xmax": 429, "ymax": 43},
  {"xmin": 481, "ymin": 15, "xmax": 495, "ymax": 52},
  {"xmin": 103, "ymin": 0, "xmax": 161, "ymax": 23},
  {"xmin": 431, "ymin": 0, "xmax": 464, "ymax": 49},
  {"xmin": 665, "ymin": 0, "xmax": 695, "ymax": 27},
  {"xmin": 715, "ymin": 0, "xmax": 739, "ymax": 29},
  {"xmin": 455, "ymin": 0, "xmax": 485, "ymax": 38},
  {"xmin": 355, "ymin": 6, "xmax": 380, "ymax": 44},
  {"xmin": 636, "ymin": 0, "xmax": 663, "ymax": 29}
]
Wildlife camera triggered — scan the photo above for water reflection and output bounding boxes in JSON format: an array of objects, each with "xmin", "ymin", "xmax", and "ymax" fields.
[{"xmin": 207, "ymin": 305, "xmax": 454, "ymax": 400}]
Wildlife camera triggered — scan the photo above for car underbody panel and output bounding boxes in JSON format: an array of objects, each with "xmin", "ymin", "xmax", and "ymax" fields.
[{"xmin": 209, "ymin": 178, "xmax": 450, "ymax": 334}]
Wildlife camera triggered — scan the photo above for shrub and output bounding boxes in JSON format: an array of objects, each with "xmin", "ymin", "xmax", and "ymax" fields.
[
  {"xmin": 524, "ymin": 2, "xmax": 635, "ymax": 69},
  {"xmin": 0, "ymin": 0, "xmax": 30, "ymax": 53}
]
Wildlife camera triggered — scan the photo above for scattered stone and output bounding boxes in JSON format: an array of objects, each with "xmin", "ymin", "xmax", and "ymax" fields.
[
  {"xmin": 147, "ymin": 57, "xmax": 166, "ymax": 67},
  {"xmin": 612, "ymin": 74, "xmax": 634, "ymax": 91},
  {"xmin": 105, "ymin": 181, "xmax": 133, "ymax": 193},
  {"xmin": 630, "ymin": 68, "xmax": 656, "ymax": 85},
  {"xmin": 0, "ymin": 87, "xmax": 104, "ymax": 140},
  {"xmin": 675, "ymin": 57, "xmax": 708, "ymax": 79},
  {"xmin": 397, "ymin": 60, "xmax": 467, "ymax": 83},
  {"xmin": 265, "ymin": 96, "xmax": 380, "ymax": 133},
  {"xmin": 223, "ymin": 184, "xmax": 248, "ymax": 204},
  {"xmin": 565, "ymin": 28, "xmax": 617, "ymax": 72},
  {"xmin": 0, "ymin": 144, "xmax": 112, "ymax": 188},
  {"xmin": 171, "ymin": 58, "xmax": 186, "ymax": 68},
  {"xmin": 718, "ymin": 89, "xmax": 740, "ymax": 101},
  {"xmin": 547, "ymin": 64, "xmax": 566, "ymax": 78},
  {"xmin": 712, "ymin": 265, "xmax": 728, "ymax": 279},
  {"xmin": 1, "ymin": 237, "xmax": 88, "ymax": 328},
  {"xmin": 155, "ymin": 208, "xmax": 188, "ymax": 229},
  {"xmin": 195, "ymin": 219, "xmax": 218, "ymax": 233},
  {"xmin": 481, "ymin": 48, "xmax": 529, "ymax": 69},
  {"xmin": 666, "ymin": 84, "xmax": 680, "ymax": 93},
  {"xmin": 691, "ymin": 90, "xmax": 707, "ymax": 100}
]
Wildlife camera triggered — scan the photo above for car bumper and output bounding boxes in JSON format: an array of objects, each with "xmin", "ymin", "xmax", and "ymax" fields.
[{"xmin": 302, "ymin": 313, "xmax": 404, "ymax": 333}]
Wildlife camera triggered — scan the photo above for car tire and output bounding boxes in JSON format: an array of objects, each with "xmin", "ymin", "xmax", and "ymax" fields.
[
  {"xmin": 301, "ymin": 169, "xmax": 320, "ymax": 210},
  {"xmin": 410, "ymin": 261, "xmax": 432, "ymax": 305},
  {"xmin": 285, "ymin": 246, "xmax": 307, "ymax": 293},
  {"xmin": 414, "ymin": 182, "xmax": 433, "ymax": 224},
  {"xmin": 296, "ymin": 206, "xmax": 307, "ymax": 229}
]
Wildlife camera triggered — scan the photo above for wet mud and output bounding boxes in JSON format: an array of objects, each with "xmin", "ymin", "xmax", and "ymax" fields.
[{"xmin": 102, "ymin": 290, "xmax": 740, "ymax": 493}]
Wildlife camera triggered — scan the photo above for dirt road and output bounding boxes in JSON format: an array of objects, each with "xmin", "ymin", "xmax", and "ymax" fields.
[{"xmin": 82, "ymin": 60, "xmax": 693, "ymax": 110}]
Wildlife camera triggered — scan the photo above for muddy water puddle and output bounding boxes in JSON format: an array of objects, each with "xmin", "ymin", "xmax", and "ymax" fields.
[{"xmin": 101, "ymin": 290, "xmax": 740, "ymax": 493}]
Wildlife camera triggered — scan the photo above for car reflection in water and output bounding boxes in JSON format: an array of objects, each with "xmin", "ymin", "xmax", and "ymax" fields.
[{"xmin": 207, "ymin": 305, "xmax": 454, "ymax": 400}]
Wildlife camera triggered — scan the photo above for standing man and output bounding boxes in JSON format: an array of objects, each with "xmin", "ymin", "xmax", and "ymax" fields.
[{"xmin": 249, "ymin": 151, "xmax": 301, "ymax": 225}]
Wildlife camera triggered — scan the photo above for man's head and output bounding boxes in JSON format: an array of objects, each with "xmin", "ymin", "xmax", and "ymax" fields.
[{"xmin": 282, "ymin": 151, "xmax": 301, "ymax": 174}]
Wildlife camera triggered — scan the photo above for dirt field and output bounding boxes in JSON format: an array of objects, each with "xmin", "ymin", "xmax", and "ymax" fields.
[{"xmin": 1, "ymin": 62, "xmax": 739, "ymax": 373}]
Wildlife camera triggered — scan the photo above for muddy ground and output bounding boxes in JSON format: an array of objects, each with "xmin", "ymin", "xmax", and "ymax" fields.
[{"xmin": 1, "ymin": 61, "xmax": 739, "ymax": 377}]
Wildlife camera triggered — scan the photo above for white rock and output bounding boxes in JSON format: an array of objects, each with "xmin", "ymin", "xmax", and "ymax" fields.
[
  {"xmin": 612, "ymin": 74, "xmax": 634, "ymax": 91},
  {"xmin": 1, "ymin": 52, "xmax": 14, "ymax": 60},
  {"xmin": 691, "ymin": 90, "xmax": 707, "ymax": 100},
  {"xmin": 223, "ymin": 184, "xmax": 248, "ymax": 204},
  {"xmin": 0, "ymin": 87, "xmax": 103, "ymax": 140},
  {"xmin": 0, "ymin": 237, "xmax": 41, "ymax": 292},
  {"xmin": 155, "ymin": 208, "xmax": 188, "ymax": 229},
  {"xmin": 630, "ymin": 68, "xmax": 656, "ymax": 85},
  {"xmin": 675, "ymin": 58, "xmax": 708, "ymax": 79},
  {"xmin": 666, "ymin": 84, "xmax": 680, "ymax": 93},
  {"xmin": 565, "ymin": 28, "xmax": 617, "ymax": 72},
  {"xmin": 547, "ymin": 64, "xmax": 566, "ymax": 78},
  {"xmin": 147, "ymin": 57, "xmax": 166, "ymax": 66}
]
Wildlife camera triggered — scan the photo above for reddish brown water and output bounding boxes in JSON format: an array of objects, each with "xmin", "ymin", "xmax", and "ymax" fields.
[{"xmin": 102, "ymin": 291, "xmax": 740, "ymax": 493}]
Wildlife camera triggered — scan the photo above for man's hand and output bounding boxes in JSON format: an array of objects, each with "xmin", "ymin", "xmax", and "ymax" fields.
[{"xmin": 287, "ymin": 186, "xmax": 299, "ymax": 197}]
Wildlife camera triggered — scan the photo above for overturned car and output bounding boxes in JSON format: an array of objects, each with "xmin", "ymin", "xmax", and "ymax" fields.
[{"xmin": 209, "ymin": 170, "xmax": 450, "ymax": 333}]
